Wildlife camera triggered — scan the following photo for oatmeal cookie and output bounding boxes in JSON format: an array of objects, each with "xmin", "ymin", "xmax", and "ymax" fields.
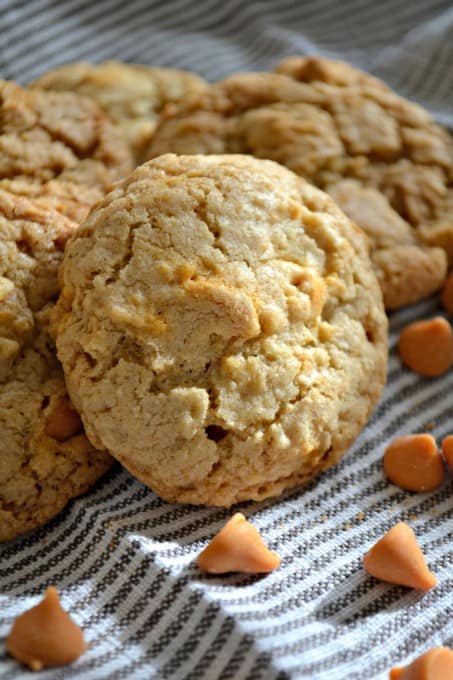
[
  {"xmin": 0, "ymin": 177, "xmax": 104, "ymax": 224},
  {"xmin": 328, "ymin": 181, "xmax": 447, "ymax": 309},
  {"xmin": 274, "ymin": 55, "xmax": 387, "ymax": 88},
  {"xmin": 31, "ymin": 61, "xmax": 207, "ymax": 162},
  {"xmin": 0, "ymin": 188, "xmax": 111, "ymax": 542},
  {"xmin": 53, "ymin": 154, "xmax": 387, "ymax": 507},
  {"xmin": 146, "ymin": 64, "xmax": 452, "ymax": 308},
  {"xmin": 0, "ymin": 79, "xmax": 133, "ymax": 192}
]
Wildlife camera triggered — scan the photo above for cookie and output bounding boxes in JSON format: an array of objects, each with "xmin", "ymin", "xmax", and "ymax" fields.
[
  {"xmin": 328, "ymin": 181, "xmax": 447, "ymax": 309},
  {"xmin": 53, "ymin": 154, "xmax": 387, "ymax": 507},
  {"xmin": 146, "ymin": 66, "xmax": 452, "ymax": 308},
  {"xmin": 0, "ymin": 188, "xmax": 112, "ymax": 542},
  {"xmin": 31, "ymin": 61, "xmax": 207, "ymax": 162},
  {"xmin": 0, "ymin": 79, "xmax": 133, "ymax": 192},
  {"xmin": 0, "ymin": 178, "xmax": 104, "ymax": 225},
  {"xmin": 274, "ymin": 55, "xmax": 387, "ymax": 88}
]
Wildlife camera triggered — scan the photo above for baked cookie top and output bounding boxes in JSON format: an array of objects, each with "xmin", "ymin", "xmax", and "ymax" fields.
[
  {"xmin": 274, "ymin": 55, "xmax": 387, "ymax": 88},
  {"xmin": 53, "ymin": 154, "xmax": 387, "ymax": 507},
  {"xmin": 146, "ymin": 65, "xmax": 452, "ymax": 308},
  {"xmin": 0, "ymin": 177, "xmax": 104, "ymax": 225},
  {"xmin": 31, "ymin": 61, "xmax": 207, "ymax": 162},
  {"xmin": 274, "ymin": 57, "xmax": 453, "ymax": 239},
  {"xmin": 0, "ymin": 188, "xmax": 111, "ymax": 542},
  {"xmin": 0, "ymin": 79, "xmax": 133, "ymax": 191}
]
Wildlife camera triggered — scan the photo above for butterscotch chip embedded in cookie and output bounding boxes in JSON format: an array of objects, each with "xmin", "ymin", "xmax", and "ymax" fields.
[
  {"xmin": 53, "ymin": 154, "xmax": 387, "ymax": 507},
  {"xmin": 31, "ymin": 61, "xmax": 207, "ymax": 162},
  {"xmin": 146, "ymin": 63, "xmax": 453, "ymax": 308},
  {"xmin": 0, "ymin": 79, "xmax": 133, "ymax": 191},
  {"xmin": 0, "ymin": 188, "xmax": 111, "ymax": 543}
]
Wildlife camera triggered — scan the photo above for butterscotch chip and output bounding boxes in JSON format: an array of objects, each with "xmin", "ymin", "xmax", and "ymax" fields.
[
  {"xmin": 45, "ymin": 395, "xmax": 83, "ymax": 441},
  {"xmin": 196, "ymin": 513, "xmax": 280, "ymax": 574},
  {"xmin": 389, "ymin": 647, "xmax": 453, "ymax": 679},
  {"xmin": 7, "ymin": 587, "xmax": 86, "ymax": 670},
  {"xmin": 0, "ymin": 79, "xmax": 133, "ymax": 191},
  {"xmin": 383, "ymin": 434, "xmax": 445, "ymax": 492},
  {"xmin": 363, "ymin": 522, "xmax": 437, "ymax": 590},
  {"xmin": 398, "ymin": 317, "xmax": 453, "ymax": 377},
  {"xmin": 53, "ymin": 154, "xmax": 387, "ymax": 506},
  {"xmin": 147, "ymin": 60, "xmax": 453, "ymax": 308},
  {"xmin": 31, "ymin": 61, "xmax": 207, "ymax": 162},
  {"xmin": 441, "ymin": 435, "xmax": 453, "ymax": 472},
  {"xmin": 0, "ymin": 188, "xmax": 111, "ymax": 543}
]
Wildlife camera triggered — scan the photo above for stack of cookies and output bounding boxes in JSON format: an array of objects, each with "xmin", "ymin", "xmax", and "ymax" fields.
[{"xmin": 1, "ymin": 57, "xmax": 451, "ymax": 542}]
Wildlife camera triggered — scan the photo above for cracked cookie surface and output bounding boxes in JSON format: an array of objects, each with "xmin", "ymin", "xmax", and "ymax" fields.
[
  {"xmin": 146, "ymin": 60, "xmax": 452, "ymax": 309},
  {"xmin": 31, "ymin": 61, "xmax": 207, "ymax": 162},
  {"xmin": 0, "ymin": 79, "xmax": 133, "ymax": 192},
  {"xmin": 53, "ymin": 154, "xmax": 387, "ymax": 506},
  {"xmin": 0, "ymin": 188, "xmax": 111, "ymax": 542},
  {"xmin": 0, "ymin": 177, "xmax": 104, "ymax": 224}
]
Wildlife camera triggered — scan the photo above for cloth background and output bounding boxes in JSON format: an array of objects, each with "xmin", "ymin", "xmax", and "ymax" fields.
[{"xmin": 0, "ymin": 1, "xmax": 452, "ymax": 678}]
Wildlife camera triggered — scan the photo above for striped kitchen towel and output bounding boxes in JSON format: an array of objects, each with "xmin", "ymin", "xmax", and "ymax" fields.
[{"xmin": 0, "ymin": 1, "xmax": 452, "ymax": 678}]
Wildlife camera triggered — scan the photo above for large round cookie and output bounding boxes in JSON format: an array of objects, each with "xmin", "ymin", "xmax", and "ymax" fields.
[
  {"xmin": 53, "ymin": 154, "xmax": 387, "ymax": 507},
  {"xmin": 0, "ymin": 188, "xmax": 112, "ymax": 542},
  {"xmin": 146, "ymin": 65, "xmax": 453, "ymax": 309},
  {"xmin": 31, "ymin": 61, "xmax": 207, "ymax": 162},
  {"xmin": 0, "ymin": 79, "xmax": 133, "ymax": 191}
]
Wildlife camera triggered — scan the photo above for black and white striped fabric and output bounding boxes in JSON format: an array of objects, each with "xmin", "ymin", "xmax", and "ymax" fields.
[{"xmin": 0, "ymin": 2, "xmax": 452, "ymax": 678}]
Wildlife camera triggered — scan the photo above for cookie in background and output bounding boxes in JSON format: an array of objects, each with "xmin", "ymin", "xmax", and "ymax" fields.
[
  {"xmin": 147, "ymin": 59, "xmax": 453, "ymax": 310},
  {"xmin": 31, "ymin": 61, "xmax": 207, "ymax": 163},
  {"xmin": 0, "ymin": 188, "xmax": 112, "ymax": 543}
]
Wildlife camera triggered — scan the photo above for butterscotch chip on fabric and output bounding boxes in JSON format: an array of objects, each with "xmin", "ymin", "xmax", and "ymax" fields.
[
  {"xmin": 389, "ymin": 647, "xmax": 453, "ymax": 679},
  {"xmin": 147, "ymin": 62, "xmax": 453, "ymax": 308},
  {"xmin": 363, "ymin": 522, "xmax": 437, "ymax": 590},
  {"xmin": 0, "ymin": 79, "xmax": 133, "ymax": 191},
  {"xmin": 7, "ymin": 587, "xmax": 86, "ymax": 671},
  {"xmin": 441, "ymin": 435, "xmax": 453, "ymax": 472},
  {"xmin": 398, "ymin": 317, "xmax": 453, "ymax": 377},
  {"xmin": 52, "ymin": 154, "xmax": 387, "ymax": 507},
  {"xmin": 0, "ymin": 188, "xmax": 111, "ymax": 543},
  {"xmin": 31, "ymin": 61, "xmax": 207, "ymax": 163},
  {"xmin": 196, "ymin": 513, "xmax": 280, "ymax": 574},
  {"xmin": 383, "ymin": 434, "xmax": 445, "ymax": 492}
]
